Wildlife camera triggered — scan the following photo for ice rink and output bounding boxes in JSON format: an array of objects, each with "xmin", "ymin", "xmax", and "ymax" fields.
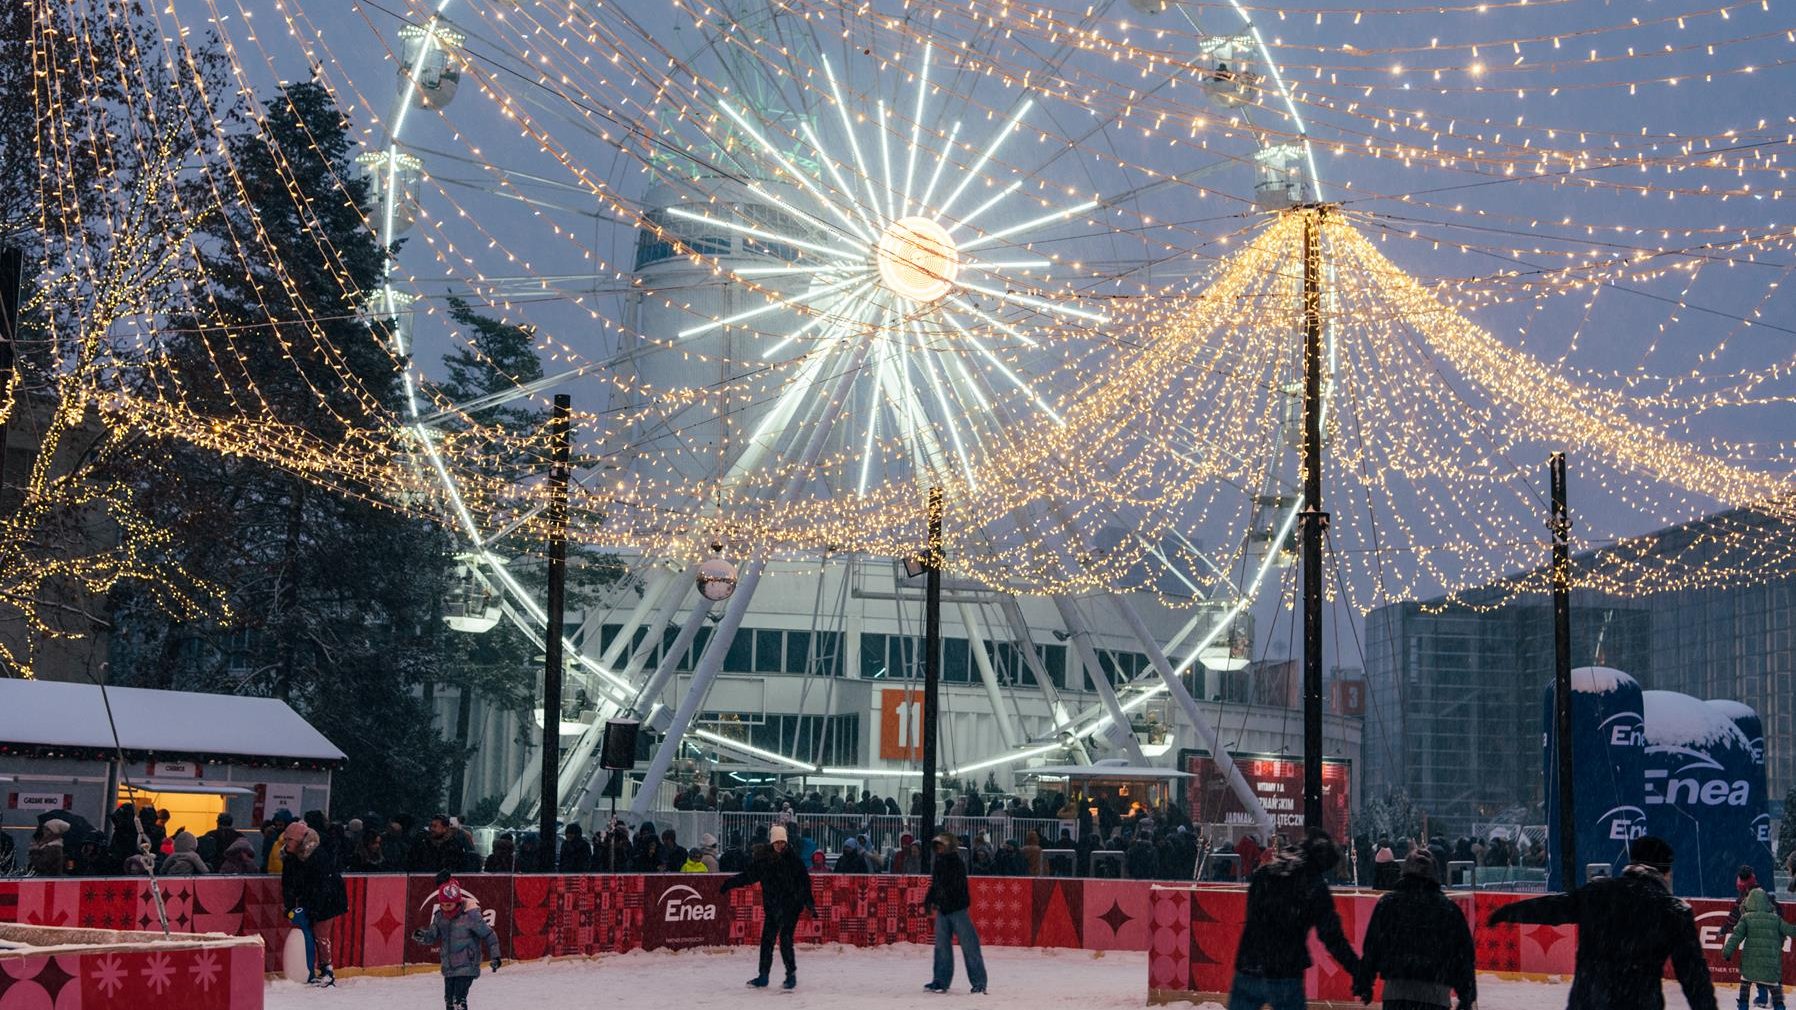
[{"xmin": 264, "ymin": 944, "xmax": 1709, "ymax": 1009}]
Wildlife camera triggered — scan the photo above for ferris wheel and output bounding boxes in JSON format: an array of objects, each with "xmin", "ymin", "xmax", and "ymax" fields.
[{"xmin": 357, "ymin": 0, "xmax": 1331, "ymax": 827}]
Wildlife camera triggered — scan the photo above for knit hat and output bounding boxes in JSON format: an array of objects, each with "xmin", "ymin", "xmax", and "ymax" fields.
[
  {"xmin": 173, "ymin": 830, "xmax": 199, "ymax": 854},
  {"xmin": 435, "ymin": 881, "xmax": 464, "ymax": 914},
  {"xmin": 1630, "ymin": 835, "xmax": 1675, "ymax": 872},
  {"xmin": 700, "ymin": 833, "xmax": 718, "ymax": 849},
  {"xmin": 41, "ymin": 819, "xmax": 69, "ymax": 838},
  {"xmin": 842, "ymin": 837, "xmax": 859, "ymax": 851},
  {"xmin": 769, "ymin": 825, "xmax": 788, "ymax": 844},
  {"xmin": 1401, "ymin": 848, "xmax": 1439, "ymax": 883}
]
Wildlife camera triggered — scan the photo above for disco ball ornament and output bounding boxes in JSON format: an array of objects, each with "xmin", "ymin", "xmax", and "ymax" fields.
[{"xmin": 696, "ymin": 553, "xmax": 740, "ymax": 602}]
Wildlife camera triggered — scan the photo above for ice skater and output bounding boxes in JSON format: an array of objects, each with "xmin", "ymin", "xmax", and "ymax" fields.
[
  {"xmin": 1352, "ymin": 849, "xmax": 1476, "ymax": 1010},
  {"xmin": 1227, "ymin": 828, "xmax": 1359, "ymax": 1010},
  {"xmin": 720, "ymin": 824, "xmax": 815, "ymax": 990},
  {"xmin": 1722, "ymin": 886, "xmax": 1796, "ymax": 1009},
  {"xmin": 923, "ymin": 832, "xmax": 987, "ymax": 995},
  {"xmin": 412, "ymin": 878, "xmax": 502, "ymax": 1010},
  {"xmin": 1488, "ymin": 835, "xmax": 1716, "ymax": 1010}
]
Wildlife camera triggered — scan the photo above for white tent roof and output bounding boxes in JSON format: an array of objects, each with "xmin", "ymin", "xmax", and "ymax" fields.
[{"xmin": 0, "ymin": 680, "xmax": 345, "ymax": 764}]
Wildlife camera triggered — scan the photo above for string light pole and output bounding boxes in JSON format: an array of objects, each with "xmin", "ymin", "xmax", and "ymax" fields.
[
  {"xmin": 921, "ymin": 485, "xmax": 944, "ymax": 867},
  {"xmin": 1298, "ymin": 204, "xmax": 1334, "ymax": 835},
  {"xmin": 539, "ymin": 393, "xmax": 572, "ymax": 869},
  {"xmin": 1549, "ymin": 452, "xmax": 1577, "ymax": 887}
]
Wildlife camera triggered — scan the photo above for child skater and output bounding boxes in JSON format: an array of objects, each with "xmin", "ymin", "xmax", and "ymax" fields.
[
  {"xmin": 1722, "ymin": 887, "xmax": 1796, "ymax": 1010},
  {"xmin": 412, "ymin": 876, "xmax": 502, "ymax": 1010}
]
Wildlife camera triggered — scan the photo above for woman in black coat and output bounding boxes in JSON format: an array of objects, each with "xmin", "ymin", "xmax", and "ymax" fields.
[
  {"xmin": 280, "ymin": 824, "xmax": 348, "ymax": 986},
  {"xmin": 720, "ymin": 826, "xmax": 814, "ymax": 990},
  {"xmin": 1353, "ymin": 850, "xmax": 1475, "ymax": 1010}
]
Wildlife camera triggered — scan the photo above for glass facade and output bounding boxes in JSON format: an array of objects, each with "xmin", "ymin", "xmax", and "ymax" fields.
[{"xmin": 1365, "ymin": 507, "xmax": 1791, "ymax": 835}]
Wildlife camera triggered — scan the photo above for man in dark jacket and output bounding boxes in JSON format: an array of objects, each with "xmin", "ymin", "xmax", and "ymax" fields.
[
  {"xmin": 200, "ymin": 813, "xmax": 243, "ymax": 871},
  {"xmin": 834, "ymin": 837, "xmax": 869, "ymax": 874},
  {"xmin": 1228, "ymin": 828, "xmax": 1360, "ymax": 1010},
  {"xmin": 1126, "ymin": 830, "xmax": 1161, "ymax": 880},
  {"xmin": 558, "ymin": 824, "xmax": 593, "ymax": 873},
  {"xmin": 1488, "ymin": 835, "xmax": 1716, "ymax": 1010},
  {"xmin": 1353, "ymin": 850, "xmax": 1475, "ymax": 1010},
  {"xmin": 720, "ymin": 824, "xmax": 814, "ymax": 990},
  {"xmin": 409, "ymin": 815, "xmax": 468, "ymax": 875},
  {"xmin": 924, "ymin": 832, "xmax": 987, "ymax": 994}
]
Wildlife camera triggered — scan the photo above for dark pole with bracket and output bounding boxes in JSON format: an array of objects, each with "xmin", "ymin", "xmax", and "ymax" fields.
[
  {"xmin": 1550, "ymin": 452, "xmax": 1578, "ymax": 887},
  {"xmin": 539, "ymin": 394, "xmax": 571, "ymax": 869},
  {"xmin": 921, "ymin": 486, "xmax": 943, "ymax": 865},
  {"xmin": 1299, "ymin": 206, "xmax": 1330, "ymax": 834}
]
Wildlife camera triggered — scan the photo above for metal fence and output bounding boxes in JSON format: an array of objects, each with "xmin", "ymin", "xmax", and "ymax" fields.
[{"xmin": 629, "ymin": 811, "xmax": 1076, "ymax": 858}]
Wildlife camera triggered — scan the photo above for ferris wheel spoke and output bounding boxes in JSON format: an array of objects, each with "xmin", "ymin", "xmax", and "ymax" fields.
[
  {"xmin": 915, "ymin": 121, "xmax": 962, "ymax": 217},
  {"xmin": 721, "ymin": 103, "xmax": 874, "ymax": 242},
  {"xmin": 801, "ymin": 120, "xmax": 884, "ymax": 239},
  {"xmin": 945, "ymin": 180, "xmax": 1024, "ymax": 238},
  {"xmin": 673, "ymin": 271, "xmax": 866, "ymax": 340},
  {"xmin": 904, "ymin": 321, "xmax": 980, "ymax": 486},
  {"xmin": 959, "ymin": 199, "xmax": 1101, "ymax": 253},
  {"xmin": 762, "ymin": 279, "xmax": 881, "ymax": 358},
  {"xmin": 664, "ymin": 207, "xmax": 864, "ymax": 262},
  {"xmin": 822, "ymin": 55, "xmax": 890, "ymax": 230},
  {"xmin": 942, "ymin": 306, "xmax": 1065, "ymax": 425},
  {"xmin": 937, "ymin": 100, "xmax": 1033, "ymax": 221},
  {"xmin": 900, "ymin": 42, "xmax": 933, "ymax": 220}
]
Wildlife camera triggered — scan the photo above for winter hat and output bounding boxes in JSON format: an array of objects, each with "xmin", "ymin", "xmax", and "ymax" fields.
[
  {"xmin": 1737, "ymin": 865, "xmax": 1758, "ymax": 895},
  {"xmin": 933, "ymin": 832, "xmax": 958, "ymax": 852},
  {"xmin": 810, "ymin": 851, "xmax": 825, "ymax": 868},
  {"xmin": 281, "ymin": 820, "xmax": 310, "ymax": 850},
  {"xmin": 1629, "ymin": 835, "xmax": 1675, "ymax": 872},
  {"xmin": 346, "ymin": 818, "xmax": 363, "ymax": 835},
  {"xmin": 768, "ymin": 825, "xmax": 788, "ymax": 844},
  {"xmin": 700, "ymin": 833, "xmax": 718, "ymax": 849},
  {"xmin": 842, "ymin": 837, "xmax": 859, "ymax": 851},
  {"xmin": 1298, "ymin": 829, "xmax": 1340, "ymax": 875},
  {"xmin": 435, "ymin": 881, "xmax": 464, "ymax": 914},
  {"xmin": 41, "ymin": 819, "xmax": 69, "ymax": 838},
  {"xmin": 1401, "ymin": 848, "xmax": 1439, "ymax": 883},
  {"xmin": 173, "ymin": 830, "xmax": 199, "ymax": 854},
  {"xmin": 271, "ymin": 809, "xmax": 295, "ymax": 826}
]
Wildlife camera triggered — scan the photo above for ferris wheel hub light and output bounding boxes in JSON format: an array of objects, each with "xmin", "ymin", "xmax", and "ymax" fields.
[{"xmin": 875, "ymin": 216, "xmax": 958, "ymax": 303}]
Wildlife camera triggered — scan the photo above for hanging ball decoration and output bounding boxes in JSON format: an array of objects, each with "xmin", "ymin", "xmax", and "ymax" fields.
[{"xmin": 697, "ymin": 554, "xmax": 739, "ymax": 602}]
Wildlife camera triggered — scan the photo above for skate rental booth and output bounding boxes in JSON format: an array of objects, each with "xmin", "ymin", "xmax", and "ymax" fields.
[{"xmin": 0, "ymin": 678, "xmax": 345, "ymax": 846}]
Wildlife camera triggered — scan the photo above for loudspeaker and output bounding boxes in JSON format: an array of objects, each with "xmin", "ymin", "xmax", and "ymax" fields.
[{"xmin": 599, "ymin": 718, "xmax": 640, "ymax": 771}]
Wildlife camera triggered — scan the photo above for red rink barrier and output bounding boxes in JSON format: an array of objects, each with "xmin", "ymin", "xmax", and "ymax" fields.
[{"xmin": 0, "ymin": 873, "xmax": 1782, "ymax": 999}]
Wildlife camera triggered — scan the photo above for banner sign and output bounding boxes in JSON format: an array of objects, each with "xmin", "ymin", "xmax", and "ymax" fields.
[
  {"xmin": 404, "ymin": 872, "xmax": 515, "ymax": 964},
  {"xmin": 1543, "ymin": 667, "xmax": 1646, "ymax": 890},
  {"xmin": 642, "ymin": 875, "xmax": 731, "ymax": 951},
  {"xmin": 8, "ymin": 792, "xmax": 72, "ymax": 813},
  {"xmin": 1181, "ymin": 750, "xmax": 1350, "ymax": 840}
]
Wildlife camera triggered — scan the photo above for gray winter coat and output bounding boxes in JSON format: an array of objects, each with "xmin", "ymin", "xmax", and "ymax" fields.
[{"xmin": 415, "ymin": 908, "xmax": 500, "ymax": 979}]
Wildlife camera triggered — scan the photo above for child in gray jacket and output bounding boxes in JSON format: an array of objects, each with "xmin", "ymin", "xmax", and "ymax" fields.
[{"xmin": 412, "ymin": 878, "xmax": 501, "ymax": 1010}]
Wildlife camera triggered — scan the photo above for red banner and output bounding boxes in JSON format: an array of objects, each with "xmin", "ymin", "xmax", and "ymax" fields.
[
  {"xmin": 1182, "ymin": 750, "xmax": 1352, "ymax": 840},
  {"xmin": 641, "ymin": 875, "xmax": 731, "ymax": 951},
  {"xmin": 402, "ymin": 872, "xmax": 514, "ymax": 965}
]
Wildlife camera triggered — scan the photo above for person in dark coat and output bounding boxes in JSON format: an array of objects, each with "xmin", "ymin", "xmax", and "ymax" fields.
[
  {"xmin": 1228, "ymin": 828, "xmax": 1360, "ymax": 1010},
  {"xmin": 1352, "ymin": 850, "xmax": 1475, "ymax": 1010},
  {"xmin": 720, "ymin": 825, "xmax": 814, "ymax": 990},
  {"xmin": 558, "ymin": 824, "xmax": 592, "ymax": 873},
  {"xmin": 923, "ymin": 832, "xmax": 987, "ymax": 994},
  {"xmin": 280, "ymin": 822, "xmax": 348, "ymax": 986},
  {"xmin": 410, "ymin": 815, "xmax": 470, "ymax": 875},
  {"xmin": 1126, "ymin": 830, "xmax": 1161, "ymax": 880},
  {"xmin": 201, "ymin": 813, "xmax": 242, "ymax": 871},
  {"xmin": 834, "ymin": 837, "xmax": 869, "ymax": 874},
  {"xmin": 1489, "ymin": 835, "xmax": 1716, "ymax": 1010}
]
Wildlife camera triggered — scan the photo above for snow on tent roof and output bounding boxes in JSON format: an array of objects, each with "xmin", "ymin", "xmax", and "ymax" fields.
[
  {"xmin": 1570, "ymin": 666, "xmax": 1637, "ymax": 695},
  {"xmin": 0, "ymin": 680, "xmax": 345, "ymax": 764},
  {"xmin": 1642, "ymin": 690, "xmax": 1750, "ymax": 751},
  {"xmin": 1704, "ymin": 699, "xmax": 1758, "ymax": 723}
]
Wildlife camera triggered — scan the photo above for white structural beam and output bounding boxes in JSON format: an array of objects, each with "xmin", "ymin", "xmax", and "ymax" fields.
[{"xmin": 958, "ymin": 602, "xmax": 1020, "ymax": 750}]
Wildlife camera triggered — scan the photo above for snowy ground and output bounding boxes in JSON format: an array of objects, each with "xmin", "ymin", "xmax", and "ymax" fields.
[{"xmin": 263, "ymin": 944, "xmax": 1703, "ymax": 1009}]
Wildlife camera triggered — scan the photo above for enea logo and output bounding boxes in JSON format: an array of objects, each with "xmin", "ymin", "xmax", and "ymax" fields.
[
  {"xmin": 1753, "ymin": 813, "xmax": 1773, "ymax": 844},
  {"xmin": 1595, "ymin": 804, "xmax": 1648, "ymax": 842},
  {"xmin": 660, "ymin": 884, "xmax": 718, "ymax": 923},
  {"xmin": 1600, "ymin": 711, "xmax": 1645, "ymax": 749},
  {"xmin": 1643, "ymin": 747, "xmax": 1749, "ymax": 807}
]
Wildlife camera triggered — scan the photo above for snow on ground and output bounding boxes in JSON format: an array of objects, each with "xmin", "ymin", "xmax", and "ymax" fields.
[{"xmin": 264, "ymin": 944, "xmax": 1702, "ymax": 1010}]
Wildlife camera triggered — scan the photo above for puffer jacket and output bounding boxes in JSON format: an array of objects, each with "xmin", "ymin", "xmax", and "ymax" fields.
[
  {"xmin": 1722, "ymin": 888, "xmax": 1796, "ymax": 985},
  {"xmin": 1490, "ymin": 863, "xmax": 1716, "ymax": 1010},
  {"xmin": 1354, "ymin": 875, "xmax": 1476, "ymax": 1006},
  {"xmin": 161, "ymin": 831, "xmax": 210, "ymax": 875},
  {"xmin": 414, "ymin": 907, "xmax": 500, "ymax": 979}
]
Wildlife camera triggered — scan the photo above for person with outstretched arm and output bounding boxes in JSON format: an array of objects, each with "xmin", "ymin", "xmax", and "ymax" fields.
[
  {"xmin": 720, "ymin": 824, "xmax": 816, "ymax": 990},
  {"xmin": 1227, "ymin": 828, "xmax": 1360, "ymax": 1010},
  {"xmin": 1488, "ymin": 835, "xmax": 1716, "ymax": 1010}
]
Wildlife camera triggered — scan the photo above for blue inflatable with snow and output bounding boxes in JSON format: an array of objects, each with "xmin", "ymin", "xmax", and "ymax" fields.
[{"xmin": 1543, "ymin": 666, "xmax": 1646, "ymax": 890}]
